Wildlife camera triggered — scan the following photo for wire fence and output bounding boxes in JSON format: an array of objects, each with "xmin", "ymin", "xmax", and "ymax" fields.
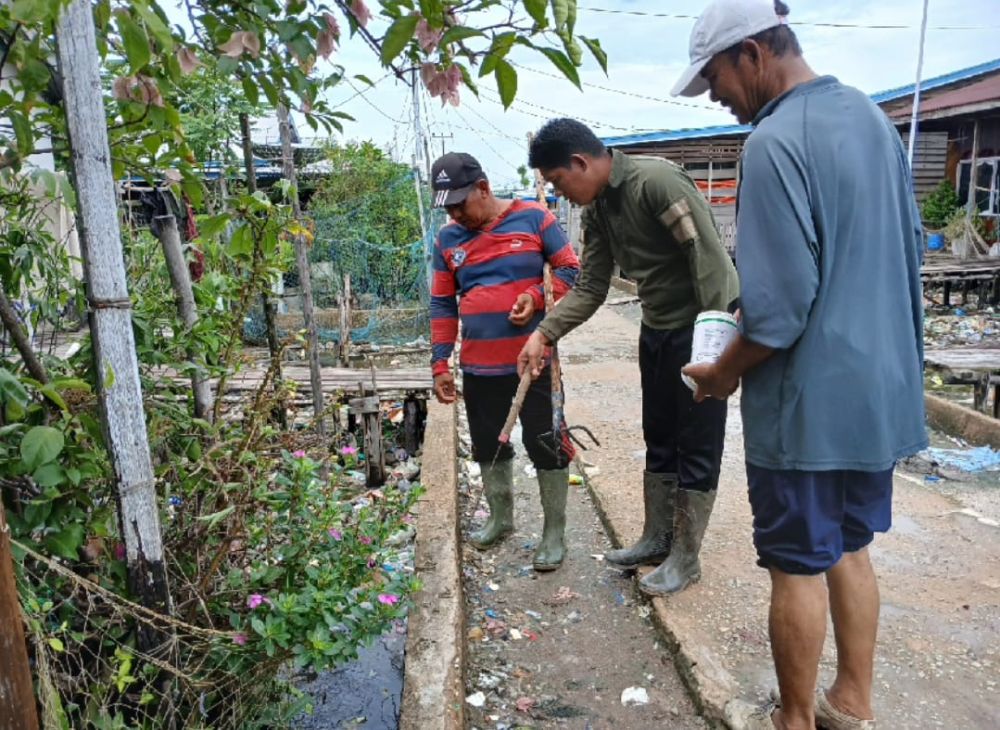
[{"xmin": 15, "ymin": 539, "xmax": 279, "ymax": 730}]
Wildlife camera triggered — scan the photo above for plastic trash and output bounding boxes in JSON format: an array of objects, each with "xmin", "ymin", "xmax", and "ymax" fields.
[{"xmin": 621, "ymin": 687, "xmax": 650, "ymax": 706}]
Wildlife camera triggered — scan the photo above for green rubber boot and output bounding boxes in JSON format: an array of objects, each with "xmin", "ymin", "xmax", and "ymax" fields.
[
  {"xmin": 640, "ymin": 488, "xmax": 717, "ymax": 596},
  {"xmin": 533, "ymin": 468, "xmax": 569, "ymax": 571},
  {"xmin": 604, "ymin": 472, "xmax": 677, "ymax": 568},
  {"xmin": 469, "ymin": 460, "xmax": 514, "ymax": 549}
]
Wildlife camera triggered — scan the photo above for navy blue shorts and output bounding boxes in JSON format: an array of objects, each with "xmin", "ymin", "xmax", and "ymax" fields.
[{"xmin": 746, "ymin": 464, "xmax": 894, "ymax": 576}]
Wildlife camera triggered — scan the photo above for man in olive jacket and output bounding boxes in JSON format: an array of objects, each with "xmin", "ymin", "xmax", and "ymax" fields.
[{"xmin": 518, "ymin": 118, "xmax": 739, "ymax": 596}]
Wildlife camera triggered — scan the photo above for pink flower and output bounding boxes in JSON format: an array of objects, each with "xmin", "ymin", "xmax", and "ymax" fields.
[
  {"xmin": 402, "ymin": 514, "xmax": 415, "ymax": 524},
  {"xmin": 292, "ymin": 450, "xmax": 306, "ymax": 458},
  {"xmin": 232, "ymin": 633, "xmax": 248, "ymax": 646},
  {"xmin": 359, "ymin": 535, "xmax": 373, "ymax": 545},
  {"xmin": 421, "ymin": 63, "xmax": 462, "ymax": 107},
  {"xmin": 113, "ymin": 542, "xmax": 126, "ymax": 560},
  {"xmin": 317, "ymin": 13, "xmax": 339, "ymax": 59},
  {"xmin": 247, "ymin": 594, "xmax": 266, "ymax": 610},
  {"xmin": 340, "ymin": 446, "xmax": 357, "ymax": 456},
  {"xmin": 377, "ymin": 593, "xmax": 400, "ymax": 606},
  {"xmin": 367, "ymin": 557, "xmax": 377, "ymax": 568},
  {"xmin": 350, "ymin": 0, "xmax": 371, "ymax": 28},
  {"xmin": 415, "ymin": 18, "xmax": 443, "ymax": 53},
  {"xmin": 329, "ymin": 528, "xmax": 343, "ymax": 540},
  {"xmin": 217, "ymin": 31, "xmax": 261, "ymax": 59}
]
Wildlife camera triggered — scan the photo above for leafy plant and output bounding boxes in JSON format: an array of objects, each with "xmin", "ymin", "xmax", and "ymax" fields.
[{"xmin": 921, "ymin": 179, "xmax": 961, "ymax": 230}]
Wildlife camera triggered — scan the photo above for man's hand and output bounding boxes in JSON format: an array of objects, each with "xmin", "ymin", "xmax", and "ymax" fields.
[
  {"xmin": 508, "ymin": 293, "xmax": 536, "ymax": 327},
  {"xmin": 433, "ymin": 372, "xmax": 457, "ymax": 404},
  {"xmin": 682, "ymin": 362, "xmax": 739, "ymax": 403},
  {"xmin": 517, "ymin": 330, "xmax": 549, "ymax": 379}
]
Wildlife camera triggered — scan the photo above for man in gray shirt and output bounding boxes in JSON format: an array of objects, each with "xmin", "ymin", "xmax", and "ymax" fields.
[{"xmin": 678, "ymin": 1, "xmax": 927, "ymax": 729}]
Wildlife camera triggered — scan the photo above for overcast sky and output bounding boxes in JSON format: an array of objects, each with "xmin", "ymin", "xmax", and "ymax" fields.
[{"xmin": 177, "ymin": 1, "xmax": 1000, "ymax": 188}]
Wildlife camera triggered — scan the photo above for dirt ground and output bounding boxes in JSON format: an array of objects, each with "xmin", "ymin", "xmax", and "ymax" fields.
[
  {"xmin": 456, "ymin": 408, "xmax": 707, "ymax": 729},
  {"xmin": 559, "ymin": 302, "xmax": 1000, "ymax": 729}
]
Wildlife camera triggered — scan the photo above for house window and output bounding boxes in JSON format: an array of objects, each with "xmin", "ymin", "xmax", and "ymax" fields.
[{"xmin": 957, "ymin": 158, "xmax": 1000, "ymax": 216}]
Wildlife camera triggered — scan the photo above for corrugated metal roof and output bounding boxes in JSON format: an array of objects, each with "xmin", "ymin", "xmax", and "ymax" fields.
[
  {"xmin": 602, "ymin": 57, "xmax": 1000, "ymax": 148},
  {"xmin": 870, "ymin": 56, "xmax": 1000, "ymax": 104},
  {"xmin": 888, "ymin": 73, "xmax": 1000, "ymax": 119},
  {"xmin": 601, "ymin": 124, "xmax": 751, "ymax": 148}
]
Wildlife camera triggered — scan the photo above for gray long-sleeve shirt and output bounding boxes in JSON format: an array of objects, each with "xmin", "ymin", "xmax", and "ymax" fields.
[
  {"xmin": 536, "ymin": 151, "xmax": 739, "ymax": 342},
  {"xmin": 737, "ymin": 75, "xmax": 928, "ymax": 471}
]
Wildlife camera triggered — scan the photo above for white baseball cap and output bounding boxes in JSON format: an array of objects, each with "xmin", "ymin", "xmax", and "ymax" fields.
[{"xmin": 671, "ymin": 0, "xmax": 786, "ymax": 97}]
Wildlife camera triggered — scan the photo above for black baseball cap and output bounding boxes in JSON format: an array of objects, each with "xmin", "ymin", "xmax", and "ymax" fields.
[{"xmin": 431, "ymin": 152, "xmax": 487, "ymax": 207}]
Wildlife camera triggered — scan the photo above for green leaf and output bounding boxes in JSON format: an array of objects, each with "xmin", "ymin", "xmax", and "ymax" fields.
[
  {"xmin": 117, "ymin": 11, "xmax": 151, "ymax": 71},
  {"xmin": 19, "ymin": 59, "xmax": 51, "ymax": 91},
  {"xmin": 9, "ymin": 0, "xmax": 50, "ymax": 22},
  {"xmin": 133, "ymin": 3, "xmax": 174, "ymax": 52},
  {"xmin": 241, "ymin": 76, "xmax": 259, "ymax": 107},
  {"xmin": 381, "ymin": 14, "xmax": 420, "ymax": 65},
  {"xmin": 550, "ymin": 0, "xmax": 570, "ymax": 30},
  {"xmin": 21, "ymin": 426, "xmax": 65, "ymax": 471},
  {"xmin": 418, "ymin": 0, "xmax": 444, "ymax": 27},
  {"xmin": 456, "ymin": 63, "xmax": 479, "ymax": 97},
  {"xmin": 196, "ymin": 504, "xmax": 235, "ymax": 529},
  {"xmin": 479, "ymin": 53, "xmax": 499, "ymax": 78},
  {"xmin": 0, "ymin": 369, "xmax": 29, "ymax": 407},
  {"xmin": 539, "ymin": 47, "xmax": 581, "ymax": 89},
  {"xmin": 51, "ymin": 378, "xmax": 91, "ymax": 393},
  {"xmin": 229, "ymin": 224, "xmax": 253, "ymax": 257},
  {"xmin": 102, "ymin": 361, "xmax": 116, "ymax": 390},
  {"xmin": 47, "ymin": 637, "xmax": 65, "ymax": 652},
  {"xmin": 494, "ymin": 60, "xmax": 517, "ymax": 109},
  {"xmin": 258, "ymin": 74, "xmax": 279, "ymax": 107},
  {"xmin": 33, "ymin": 463, "xmax": 66, "ymax": 489},
  {"xmin": 439, "ymin": 26, "xmax": 485, "ymax": 46},
  {"xmin": 353, "ymin": 74, "xmax": 375, "ymax": 87},
  {"xmin": 8, "ymin": 111, "xmax": 33, "ymax": 156},
  {"xmin": 44, "ymin": 523, "xmax": 84, "ymax": 561},
  {"xmin": 38, "ymin": 384, "xmax": 68, "ymax": 411},
  {"xmin": 524, "ymin": 0, "xmax": 548, "ymax": 26},
  {"xmin": 580, "ymin": 37, "xmax": 608, "ymax": 74},
  {"xmin": 198, "ymin": 214, "xmax": 231, "ymax": 240}
]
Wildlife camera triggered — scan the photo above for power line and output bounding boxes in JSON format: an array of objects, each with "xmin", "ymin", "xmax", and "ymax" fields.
[
  {"xmin": 510, "ymin": 61, "xmax": 726, "ymax": 112},
  {"xmin": 459, "ymin": 100, "xmax": 526, "ymax": 143},
  {"xmin": 449, "ymin": 103, "xmax": 523, "ymax": 175},
  {"xmin": 477, "ymin": 86, "xmax": 660, "ymax": 134},
  {"xmin": 330, "ymin": 71, "xmax": 395, "ymax": 110},
  {"xmin": 344, "ymin": 77, "xmax": 409, "ymax": 124},
  {"xmin": 580, "ymin": 6, "xmax": 1000, "ymax": 30}
]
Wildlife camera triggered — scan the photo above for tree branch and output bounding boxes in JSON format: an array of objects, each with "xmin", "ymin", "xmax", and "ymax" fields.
[{"xmin": 0, "ymin": 286, "xmax": 49, "ymax": 384}]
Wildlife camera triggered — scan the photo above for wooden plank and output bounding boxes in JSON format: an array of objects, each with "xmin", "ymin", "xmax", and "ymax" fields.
[
  {"xmin": 0, "ymin": 504, "xmax": 40, "ymax": 730},
  {"xmin": 925, "ymin": 348, "xmax": 1000, "ymax": 372}
]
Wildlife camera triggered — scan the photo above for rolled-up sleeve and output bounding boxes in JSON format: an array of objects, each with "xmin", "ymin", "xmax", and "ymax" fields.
[
  {"xmin": 536, "ymin": 206, "xmax": 612, "ymax": 343},
  {"xmin": 736, "ymin": 132, "xmax": 819, "ymax": 350}
]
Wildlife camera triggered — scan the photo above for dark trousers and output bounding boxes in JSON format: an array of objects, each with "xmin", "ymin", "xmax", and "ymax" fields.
[
  {"xmin": 640, "ymin": 324, "xmax": 727, "ymax": 491},
  {"xmin": 463, "ymin": 369, "xmax": 571, "ymax": 470}
]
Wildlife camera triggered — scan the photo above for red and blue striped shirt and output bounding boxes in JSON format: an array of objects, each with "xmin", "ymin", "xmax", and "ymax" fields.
[{"xmin": 430, "ymin": 200, "xmax": 580, "ymax": 376}]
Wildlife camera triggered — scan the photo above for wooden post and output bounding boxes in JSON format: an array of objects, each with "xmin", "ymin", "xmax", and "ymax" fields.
[
  {"xmin": 0, "ymin": 504, "xmax": 40, "ymax": 730},
  {"xmin": 239, "ymin": 111, "xmax": 285, "ymax": 427},
  {"xmin": 339, "ymin": 273, "xmax": 352, "ymax": 367},
  {"xmin": 277, "ymin": 104, "xmax": 325, "ymax": 435},
  {"xmin": 154, "ymin": 215, "xmax": 212, "ymax": 422},
  {"xmin": 966, "ymin": 119, "xmax": 981, "ymax": 217},
  {"xmin": 403, "ymin": 395, "xmax": 421, "ymax": 455},
  {"xmin": 55, "ymin": 0, "xmax": 171, "ymax": 618}
]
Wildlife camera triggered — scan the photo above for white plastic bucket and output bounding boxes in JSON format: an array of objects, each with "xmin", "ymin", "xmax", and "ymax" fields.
[{"xmin": 682, "ymin": 310, "xmax": 738, "ymax": 392}]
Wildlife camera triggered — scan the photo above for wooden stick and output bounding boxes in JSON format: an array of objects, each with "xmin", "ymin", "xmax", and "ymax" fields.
[{"xmin": 0, "ymin": 504, "xmax": 40, "ymax": 730}]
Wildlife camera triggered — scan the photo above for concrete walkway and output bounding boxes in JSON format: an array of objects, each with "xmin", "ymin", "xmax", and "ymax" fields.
[{"xmin": 559, "ymin": 303, "xmax": 1000, "ymax": 729}]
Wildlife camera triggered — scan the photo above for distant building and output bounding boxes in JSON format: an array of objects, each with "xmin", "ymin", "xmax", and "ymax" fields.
[{"xmin": 599, "ymin": 57, "xmax": 1000, "ymax": 254}]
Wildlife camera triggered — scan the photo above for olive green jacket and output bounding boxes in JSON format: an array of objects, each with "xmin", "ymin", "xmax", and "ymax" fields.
[{"xmin": 537, "ymin": 150, "xmax": 739, "ymax": 341}]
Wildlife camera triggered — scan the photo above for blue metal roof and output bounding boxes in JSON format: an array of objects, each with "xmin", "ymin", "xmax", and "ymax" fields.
[
  {"xmin": 603, "ymin": 57, "xmax": 1000, "ymax": 148},
  {"xmin": 870, "ymin": 56, "xmax": 1000, "ymax": 104},
  {"xmin": 602, "ymin": 124, "xmax": 750, "ymax": 148}
]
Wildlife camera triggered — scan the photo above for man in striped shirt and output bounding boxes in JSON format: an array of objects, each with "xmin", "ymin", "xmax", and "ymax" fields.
[{"xmin": 429, "ymin": 152, "xmax": 580, "ymax": 571}]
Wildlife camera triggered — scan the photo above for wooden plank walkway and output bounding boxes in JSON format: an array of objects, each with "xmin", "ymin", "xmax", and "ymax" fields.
[
  {"xmin": 925, "ymin": 348, "xmax": 1000, "ymax": 372},
  {"xmin": 220, "ymin": 365, "xmax": 432, "ymax": 393}
]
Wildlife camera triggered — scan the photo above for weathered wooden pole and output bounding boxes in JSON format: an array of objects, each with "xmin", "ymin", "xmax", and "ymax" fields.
[
  {"xmin": 239, "ymin": 111, "xmax": 286, "ymax": 427},
  {"xmin": 0, "ymin": 504, "xmax": 40, "ymax": 730},
  {"xmin": 154, "ymin": 215, "xmax": 212, "ymax": 422},
  {"xmin": 56, "ymin": 0, "xmax": 171, "ymax": 617},
  {"xmin": 277, "ymin": 104, "xmax": 326, "ymax": 434},
  {"xmin": 339, "ymin": 273, "xmax": 352, "ymax": 366}
]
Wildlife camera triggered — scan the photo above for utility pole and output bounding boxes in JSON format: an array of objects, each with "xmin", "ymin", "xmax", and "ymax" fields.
[
  {"xmin": 431, "ymin": 132, "xmax": 454, "ymax": 159},
  {"xmin": 906, "ymin": 0, "xmax": 931, "ymax": 168},
  {"xmin": 411, "ymin": 69, "xmax": 427, "ymax": 183}
]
